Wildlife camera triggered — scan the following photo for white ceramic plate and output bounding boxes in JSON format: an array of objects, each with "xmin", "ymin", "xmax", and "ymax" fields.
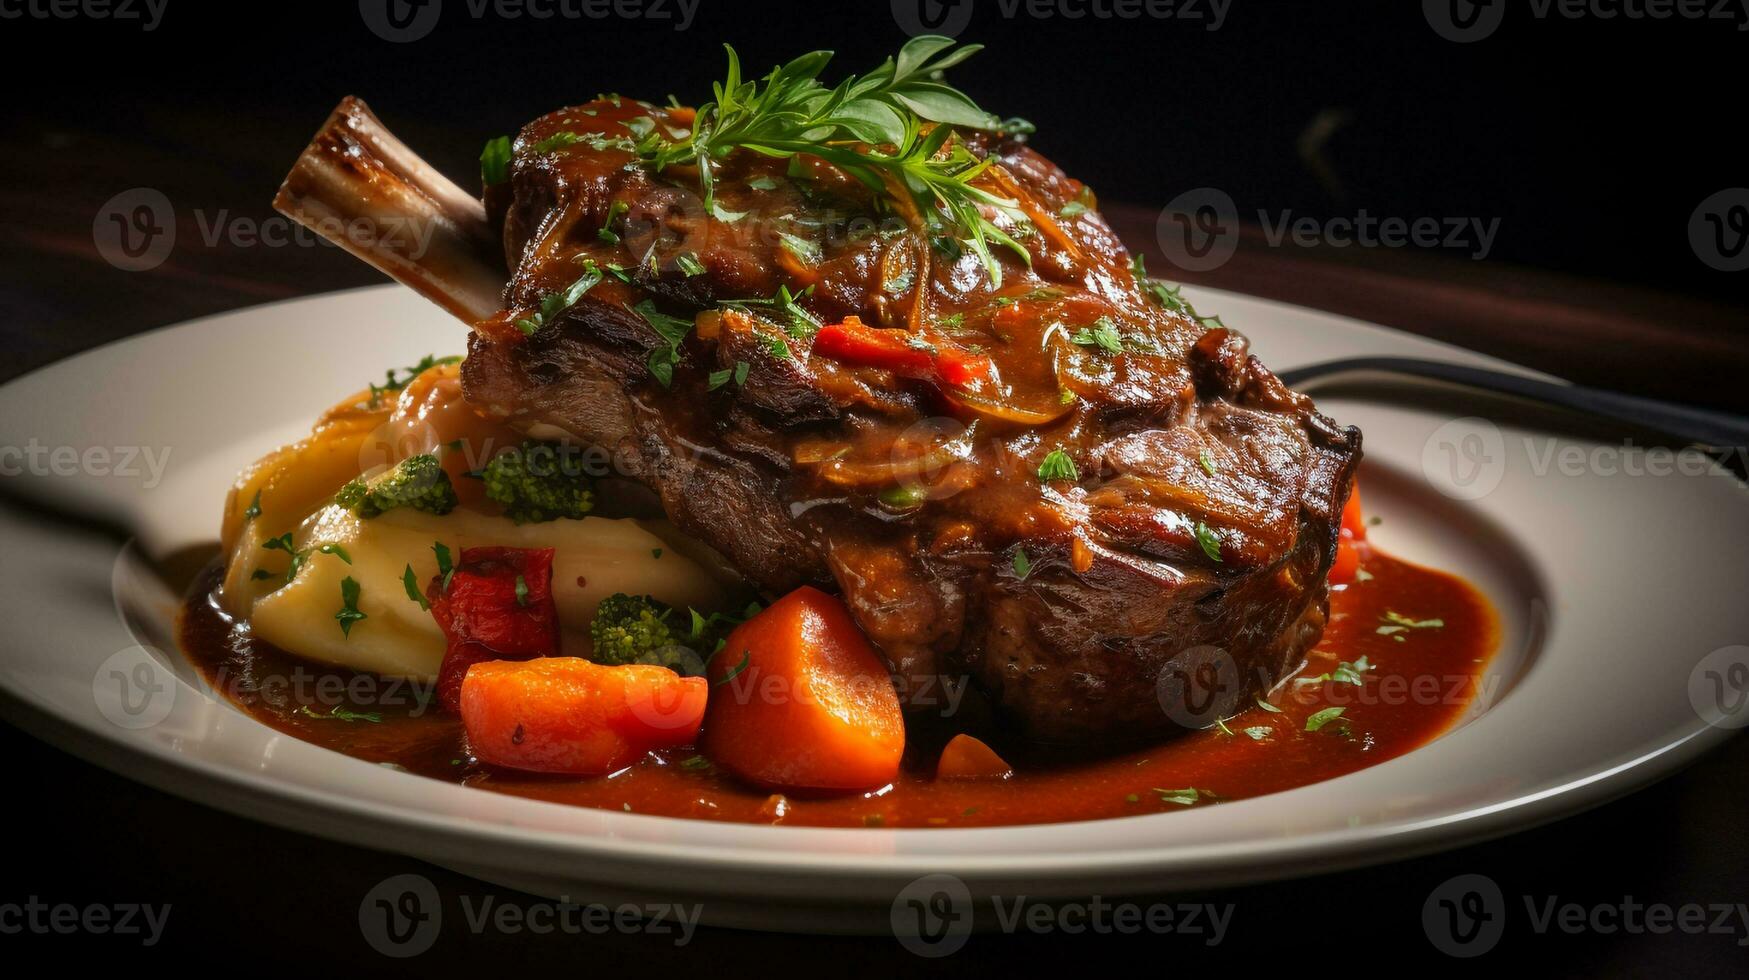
[{"xmin": 3, "ymin": 285, "xmax": 1745, "ymax": 932}]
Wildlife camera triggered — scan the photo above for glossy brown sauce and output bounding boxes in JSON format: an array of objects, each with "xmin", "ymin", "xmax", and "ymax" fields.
[{"xmin": 180, "ymin": 542, "xmax": 1497, "ymax": 827}]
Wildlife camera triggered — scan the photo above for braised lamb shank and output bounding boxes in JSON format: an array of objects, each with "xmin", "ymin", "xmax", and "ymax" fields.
[{"xmin": 276, "ymin": 44, "xmax": 1360, "ymax": 743}]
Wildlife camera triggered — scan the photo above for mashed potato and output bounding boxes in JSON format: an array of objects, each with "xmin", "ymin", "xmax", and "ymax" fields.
[{"xmin": 219, "ymin": 359, "xmax": 736, "ymax": 679}]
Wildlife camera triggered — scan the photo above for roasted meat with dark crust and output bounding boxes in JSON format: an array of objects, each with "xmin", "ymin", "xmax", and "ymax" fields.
[{"xmin": 458, "ymin": 97, "xmax": 1360, "ymax": 743}]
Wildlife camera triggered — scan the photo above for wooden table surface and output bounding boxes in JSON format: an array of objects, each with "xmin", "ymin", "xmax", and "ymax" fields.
[{"xmin": 2, "ymin": 138, "xmax": 1746, "ymax": 973}]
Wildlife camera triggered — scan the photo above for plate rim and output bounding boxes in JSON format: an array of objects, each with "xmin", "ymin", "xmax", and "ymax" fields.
[{"xmin": 3, "ymin": 282, "xmax": 1744, "ymax": 902}]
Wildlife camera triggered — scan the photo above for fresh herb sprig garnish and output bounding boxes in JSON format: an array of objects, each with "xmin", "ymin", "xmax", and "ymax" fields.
[
  {"xmin": 517, "ymin": 260, "xmax": 605, "ymax": 337},
  {"xmin": 638, "ymin": 36, "xmax": 1030, "ymax": 285},
  {"xmin": 1131, "ymin": 255, "xmax": 1226, "ymax": 331},
  {"xmin": 366, "ymin": 354, "xmax": 462, "ymax": 408},
  {"xmin": 719, "ymin": 283, "xmax": 821, "ymax": 339}
]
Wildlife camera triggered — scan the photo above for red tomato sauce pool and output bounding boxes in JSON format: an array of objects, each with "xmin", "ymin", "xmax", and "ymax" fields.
[{"xmin": 180, "ymin": 543, "xmax": 1497, "ymax": 828}]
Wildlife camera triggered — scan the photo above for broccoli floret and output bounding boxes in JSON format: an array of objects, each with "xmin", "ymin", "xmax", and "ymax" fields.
[
  {"xmin": 590, "ymin": 593, "xmax": 683, "ymax": 665},
  {"xmin": 481, "ymin": 440, "xmax": 595, "ymax": 524},
  {"xmin": 336, "ymin": 454, "xmax": 457, "ymax": 518},
  {"xmin": 588, "ymin": 594, "xmax": 753, "ymax": 676}
]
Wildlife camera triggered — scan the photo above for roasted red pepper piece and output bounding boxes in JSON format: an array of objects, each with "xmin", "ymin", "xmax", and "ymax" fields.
[
  {"xmin": 426, "ymin": 546, "xmax": 559, "ymax": 712},
  {"xmin": 812, "ymin": 316, "xmax": 992, "ymax": 387}
]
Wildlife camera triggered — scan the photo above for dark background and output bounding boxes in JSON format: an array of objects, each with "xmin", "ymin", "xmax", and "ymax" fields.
[{"xmin": 2, "ymin": 0, "xmax": 1746, "ymax": 973}]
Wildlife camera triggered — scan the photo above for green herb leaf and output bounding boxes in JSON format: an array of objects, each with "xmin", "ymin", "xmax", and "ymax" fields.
[
  {"xmin": 532, "ymin": 131, "xmax": 635, "ymax": 155},
  {"xmin": 514, "ymin": 574, "xmax": 529, "ymax": 607},
  {"xmin": 1154, "ymin": 787, "xmax": 1201, "ymax": 806},
  {"xmin": 298, "ymin": 705, "xmax": 382, "ymax": 724},
  {"xmin": 262, "ymin": 532, "xmax": 295, "ymax": 554},
  {"xmin": 636, "ymin": 38, "xmax": 1025, "ymax": 285},
  {"xmin": 1068, "ymin": 317, "xmax": 1126, "ymax": 355},
  {"xmin": 776, "ymin": 230, "xmax": 822, "ymax": 265},
  {"xmin": 244, "ymin": 490, "xmax": 262, "ymax": 521},
  {"xmin": 1037, "ymin": 448, "xmax": 1079, "ymax": 483},
  {"xmin": 676, "ymin": 252, "xmax": 707, "ymax": 277},
  {"xmin": 480, "ymin": 135, "xmax": 512, "ymax": 186},
  {"xmin": 1305, "ymin": 706, "xmax": 1347, "ymax": 732},
  {"xmin": 335, "ymin": 576, "xmax": 367, "ymax": 637},
  {"xmin": 1012, "ymin": 547, "xmax": 1032, "ymax": 580},
  {"xmin": 1199, "ymin": 449, "xmax": 1219, "ymax": 477},
  {"xmin": 1304, "ymin": 655, "xmax": 1372, "ymax": 686},
  {"xmin": 402, "ymin": 564, "xmax": 429, "ymax": 611},
  {"xmin": 713, "ymin": 650, "xmax": 752, "ymax": 686},
  {"xmin": 719, "ymin": 284, "xmax": 821, "ymax": 339},
  {"xmin": 365, "ymin": 354, "xmax": 463, "ymax": 409},
  {"xmin": 1379, "ymin": 611, "xmax": 1445, "ymax": 633},
  {"xmin": 432, "ymin": 540, "xmax": 455, "ymax": 593},
  {"xmin": 1194, "ymin": 521, "xmax": 1223, "ymax": 563},
  {"xmin": 1255, "ymin": 696, "xmax": 1283, "ymax": 713},
  {"xmin": 1242, "ymin": 726, "xmax": 1272, "ymax": 741}
]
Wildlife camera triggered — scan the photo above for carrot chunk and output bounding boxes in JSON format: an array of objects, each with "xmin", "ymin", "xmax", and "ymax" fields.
[
  {"xmin": 460, "ymin": 658, "xmax": 706, "ymax": 776},
  {"xmin": 935, "ymin": 734, "xmax": 1013, "ymax": 780},
  {"xmin": 1340, "ymin": 481, "xmax": 1367, "ymax": 542},
  {"xmin": 1331, "ymin": 480, "xmax": 1365, "ymax": 586},
  {"xmin": 703, "ymin": 587, "xmax": 904, "ymax": 792}
]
